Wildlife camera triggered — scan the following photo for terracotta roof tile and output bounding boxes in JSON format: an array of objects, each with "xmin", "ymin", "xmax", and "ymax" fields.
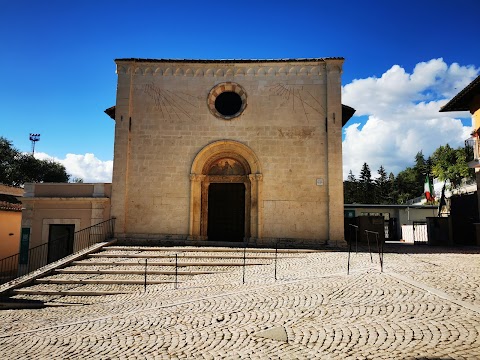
[{"xmin": 0, "ymin": 184, "xmax": 24, "ymax": 196}]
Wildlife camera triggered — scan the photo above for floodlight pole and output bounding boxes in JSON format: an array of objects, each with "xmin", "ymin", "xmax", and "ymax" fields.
[{"xmin": 29, "ymin": 133, "xmax": 40, "ymax": 155}]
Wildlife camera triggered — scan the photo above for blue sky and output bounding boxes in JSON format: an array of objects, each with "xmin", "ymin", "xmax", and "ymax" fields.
[{"xmin": 1, "ymin": 0, "xmax": 479, "ymax": 181}]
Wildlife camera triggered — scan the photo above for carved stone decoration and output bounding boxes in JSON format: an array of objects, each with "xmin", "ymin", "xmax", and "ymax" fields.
[
  {"xmin": 207, "ymin": 82, "xmax": 247, "ymax": 120},
  {"xmin": 208, "ymin": 158, "xmax": 246, "ymax": 175},
  {"xmin": 119, "ymin": 63, "xmax": 329, "ymax": 79}
]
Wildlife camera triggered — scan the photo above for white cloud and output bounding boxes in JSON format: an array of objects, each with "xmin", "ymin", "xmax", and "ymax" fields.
[
  {"xmin": 34, "ymin": 152, "xmax": 113, "ymax": 183},
  {"xmin": 342, "ymin": 58, "xmax": 479, "ymax": 179}
]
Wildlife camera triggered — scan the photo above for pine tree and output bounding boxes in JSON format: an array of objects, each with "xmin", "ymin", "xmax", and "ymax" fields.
[
  {"xmin": 359, "ymin": 162, "xmax": 373, "ymax": 203},
  {"xmin": 344, "ymin": 170, "xmax": 358, "ymax": 203},
  {"xmin": 375, "ymin": 165, "xmax": 388, "ymax": 204},
  {"xmin": 388, "ymin": 172, "xmax": 396, "ymax": 204}
]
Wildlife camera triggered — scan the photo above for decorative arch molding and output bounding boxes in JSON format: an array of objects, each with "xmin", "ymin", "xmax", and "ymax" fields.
[
  {"xmin": 207, "ymin": 82, "xmax": 248, "ymax": 120},
  {"xmin": 117, "ymin": 64, "xmax": 327, "ymax": 78},
  {"xmin": 191, "ymin": 140, "xmax": 262, "ymax": 174},
  {"xmin": 189, "ymin": 140, "xmax": 263, "ymax": 241}
]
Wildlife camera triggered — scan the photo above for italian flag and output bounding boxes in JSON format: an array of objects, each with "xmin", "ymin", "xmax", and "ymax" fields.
[{"xmin": 424, "ymin": 175, "xmax": 434, "ymax": 202}]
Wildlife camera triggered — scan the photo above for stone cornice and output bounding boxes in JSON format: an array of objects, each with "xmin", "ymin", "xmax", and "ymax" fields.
[
  {"xmin": 21, "ymin": 197, "xmax": 110, "ymax": 202},
  {"xmin": 116, "ymin": 58, "xmax": 342, "ymax": 64}
]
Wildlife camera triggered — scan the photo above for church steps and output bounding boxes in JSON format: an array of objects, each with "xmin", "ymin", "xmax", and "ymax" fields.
[
  {"xmin": 4, "ymin": 245, "xmax": 311, "ymax": 302},
  {"xmin": 89, "ymin": 253, "xmax": 283, "ymax": 260},
  {"xmin": 71, "ymin": 260, "xmax": 270, "ymax": 267},
  {"xmin": 10, "ymin": 282, "xmax": 147, "ymax": 296},
  {"xmin": 35, "ymin": 278, "xmax": 177, "ymax": 285},
  {"xmin": 55, "ymin": 268, "xmax": 225, "ymax": 275},
  {"xmin": 104, "ymin": 246, "xmax": 320, "ymax": 253},
  {"xmin": 11, "ymin": 289, "xmax": 134, "ymax": 296}
]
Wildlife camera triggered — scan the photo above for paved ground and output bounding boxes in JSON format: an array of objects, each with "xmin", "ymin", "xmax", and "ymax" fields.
[{"xmin": 1, "ymin": 244, "xmax": 479, "ymax": 359}]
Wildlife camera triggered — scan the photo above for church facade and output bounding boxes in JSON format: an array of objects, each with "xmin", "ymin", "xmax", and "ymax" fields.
[{"xmin": 108, "ymin": 58, "xmax": 351, "ymax": 247}]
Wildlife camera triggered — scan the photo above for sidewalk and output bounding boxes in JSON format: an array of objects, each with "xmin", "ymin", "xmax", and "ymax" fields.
[{"xmin": 0, "ymin": 245, "xmax": 479, "ymax": 359}]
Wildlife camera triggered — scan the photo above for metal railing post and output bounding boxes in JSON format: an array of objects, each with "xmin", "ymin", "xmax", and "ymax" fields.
[
  {"xmin": 365, "ymin": 230, "xmax": 383, "ymax": 272},
  {"xmin": 144, "ymin": 258, "xmax": 148, "ymax": 292},
  {"xmin": 175, "ymin": 253, "xmax": 178, "ymax": 289},
  {"xmin": 376, "ymin": 232, "xmax": 384, "ymax": 273},
  {"xmin": 347, "ymin": 224, "xmax": 358, "ymax": 275},
  {"xmin": 274, "ymin": 240, "xmax": 278, "ymax": 281},
  {"xmin": 366, "ymin": 231, "xmax": 373, "ymax": 262},
  {"xmin": 355, "ymin": 226, "xmax": 358, "ymax": 254},
  {"xmin": 242, "ymin": 242, "xmax": 247, "ymax": 284}
]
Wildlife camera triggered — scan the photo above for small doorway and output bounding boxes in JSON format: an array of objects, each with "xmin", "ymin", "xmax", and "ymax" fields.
[
  {"xmin": 208, "ymin": 183, "xmax": 245, "ymax": 242},
  {"xmin": 48, "ymin": 224, "xmax": 75, "ymax": 263}
]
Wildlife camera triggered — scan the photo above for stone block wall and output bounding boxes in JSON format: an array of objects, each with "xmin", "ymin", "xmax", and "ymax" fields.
[{"xmin": 111, "ymin": 59, "xmax": 345, "ymax": 246}]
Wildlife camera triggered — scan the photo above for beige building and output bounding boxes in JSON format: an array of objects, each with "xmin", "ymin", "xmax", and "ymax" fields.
[
  {"xmin": 20, "ymin": 183, "xmax": 111, "ymax": 253},
  {"xmin": 106, "ymin": 58, "xmax": 354, "ymax": 247},
  {"xmin": 0, "ymin": 185, "xmax": 23, "ymax": 260}
]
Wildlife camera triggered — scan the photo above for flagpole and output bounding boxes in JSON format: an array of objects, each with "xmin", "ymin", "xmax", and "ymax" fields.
[{"xmin": 437, "ymin": 183, "xmax": 446, "ymax": 217}]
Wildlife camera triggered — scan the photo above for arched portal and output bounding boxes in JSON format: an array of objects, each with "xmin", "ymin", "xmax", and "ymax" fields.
[{"xmin": 189, "ymin": 140, "xmax": 263, "ymax": 241}]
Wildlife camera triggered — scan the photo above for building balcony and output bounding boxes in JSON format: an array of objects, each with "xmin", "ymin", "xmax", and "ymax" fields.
[{"xmin": 465, "ymin": 137, "xmax": 480, "ymax": 168}]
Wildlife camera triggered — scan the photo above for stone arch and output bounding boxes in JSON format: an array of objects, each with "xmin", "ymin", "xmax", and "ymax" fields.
[{"xmin": 189, "ymin": 140, "xmax": 263, "ymax": 241}]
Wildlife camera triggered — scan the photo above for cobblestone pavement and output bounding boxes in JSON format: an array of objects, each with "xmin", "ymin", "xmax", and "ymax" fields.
[{"xmin": 0, "ymin": 244, "xmax": 479, "ymax": 359}]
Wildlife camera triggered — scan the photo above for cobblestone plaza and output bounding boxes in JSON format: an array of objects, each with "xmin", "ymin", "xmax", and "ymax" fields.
[{"xmin": 1, "ymin": 244, "xmax": 479, "ymax": 359}]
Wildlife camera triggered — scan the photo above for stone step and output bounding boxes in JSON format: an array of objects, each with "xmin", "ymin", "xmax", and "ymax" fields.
[
  {"xmin": 5, "ymin": 245, "xmax": 304, "ymax": 299},
  {"xmin": 89, "ymin": 253, "xmax": 282, "ymax": 260},
  {"xmin": 12, "ymin": 289, "xmax": 132, "ymax": 296},
  {"xmin": 35, "ymin": 278, "xmax": 178, "ymax": 285},
  {"xmin": 55, "ymin": 268, "xmax": 223, "ymax": 275},
  {"xmin": 104, "ymin": 246, "xmax": 319, "ymax": 253},
  {"xmin": 71, "ymin": 260, "xmax": 270, "ymax": 267}
]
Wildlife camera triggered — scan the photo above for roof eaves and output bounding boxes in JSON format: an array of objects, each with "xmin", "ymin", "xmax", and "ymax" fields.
[
  {"xmin": 440, "ymin": 74, "xmax": 480, "ymax": 112},
  {"xmin": 104, "ymin": 106, "xmax": 115, "ymax": 120},
  {"xmin": 342, "ymin": 104, "xmax": 356, "ymax": 126}
]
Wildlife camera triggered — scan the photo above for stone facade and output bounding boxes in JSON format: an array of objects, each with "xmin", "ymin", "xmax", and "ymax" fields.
[{"xmin": 111, "ymin": 58, "xmax": 346, "ymax": 246}]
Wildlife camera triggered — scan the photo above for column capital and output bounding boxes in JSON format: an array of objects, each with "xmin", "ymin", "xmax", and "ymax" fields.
[{"xmin": 189, "ymin": 174, "xmax": 206, "ymax": 182}]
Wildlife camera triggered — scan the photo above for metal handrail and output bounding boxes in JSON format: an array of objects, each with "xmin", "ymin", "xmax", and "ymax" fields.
[
  {"xmin": 0, "ymin": 218, "xmax": 116, "ymax": 285},
  {"xmin": 347, "ymin": 224, "xmax": 358, "ymax": 275},
  {"xmin": 274, "ymin": 240, "xmax": 278, "ymax": 281},
  {"xmin": 365, "ymin": 230, "xmax": 384, "ymax": 272},
  {"xmin": 242, "ymin": 237, "xmax": 248, "ymax": 284}
]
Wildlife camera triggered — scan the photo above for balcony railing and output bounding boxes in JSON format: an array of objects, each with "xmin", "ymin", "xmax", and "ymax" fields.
[
  {"xmin": 465, "ymin": 137, "xmax": 480, "ymax": 167},
  {"xmin": 0, "ymin": 218, "xmax": 115, "ymax": 285}
]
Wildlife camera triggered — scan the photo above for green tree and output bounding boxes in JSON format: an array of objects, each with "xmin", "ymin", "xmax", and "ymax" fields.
[
  {"xmin": 387, "ymin": 172, "xmax": 397, "ymax": 204},
  {"xmin": 0, "ymin": 137, "xmax": 21, "ymax": 185},
  {"xmin": 39, "ymin": 158, "xmax": 69, "ymax": 183},
  {"xmin": 359, "ymin": 162, "xmax": 374, "ymax": 203},
  {"xmin": 375, "ymin": 165, "xmax": 389, "ymax": 204},
  {"xmin": 414, "ymin": 151, "xmax": 429, "ymax": 176},
  {"xmin": 0, "ymin": 136, "xmax": 69, "ymax": 186},
  {"xmin": 344, "ymin": 170, "xmax": 358, "ymax": 203},
  {"xmin": 395, "ymin": 167, "xmax": 417, "ymax": 204},
  {"xmin": 431, "ymin": 144, "xmax": 474, "ymax": 188}
]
